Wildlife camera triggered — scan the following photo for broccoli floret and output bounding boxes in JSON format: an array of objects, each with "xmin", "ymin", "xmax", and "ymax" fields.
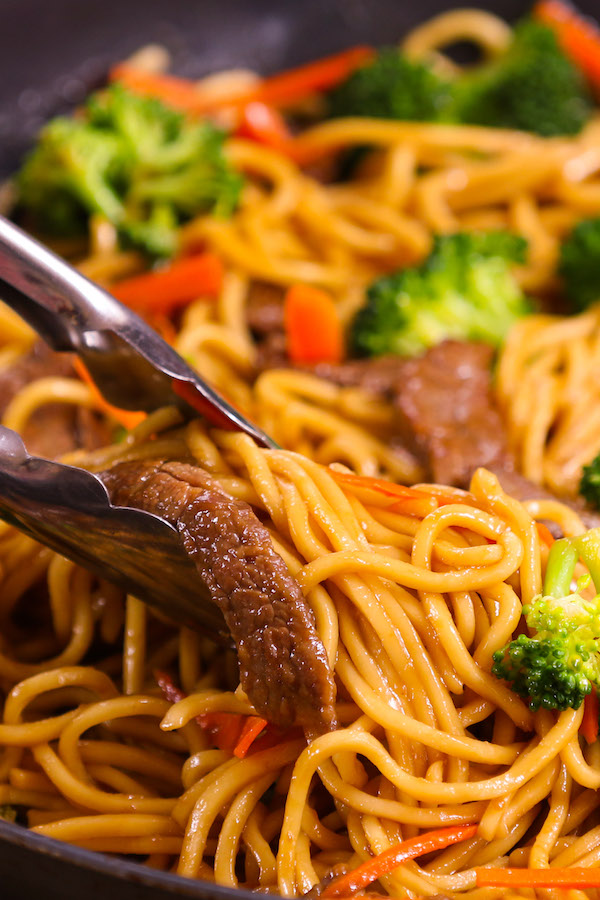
[
  {"xmin": 493, "ymin": 531, "xmax": 600, "ymax": 711},
  {"xmin": 453, "ymin": 20, "xmax": 592, "ymax": 137},
  {"xmin": 580, "ymin": 452, "xmax": 600, "ymax": 510},
  {"xmin": 327, "ymin": 48, "xmax": 453, "ymax": 122},
  {"xmin": 559, "ymin": 217, "xmax": 600, "ymax": 312},
  {"xmin": 17, "ymin": 117, "xmax": 129, "ymax": 234},
  {"xmin": 17, "ymin": 84, "xmax": 242, "ymax": 257},
  {"xmin": 350, "ymin": 231, "xmax": 529, "ymax": 358}
]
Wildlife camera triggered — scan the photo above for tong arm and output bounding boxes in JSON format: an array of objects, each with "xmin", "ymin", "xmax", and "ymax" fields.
[{"xmin": 0, "ymin": 426, "xmax": 229, "ymax": 641}]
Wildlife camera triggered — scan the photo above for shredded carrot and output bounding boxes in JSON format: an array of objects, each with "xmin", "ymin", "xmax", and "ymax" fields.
[
  {"xmin": 109, "ymin": 65, "xmax": 209, "ymax": 113},
  {"xmin": 534, "ymin": 0, "xmax": 600, "ymax": 88},
  {"xmin": 323, "ymin": 825, "xmax": 478, "ymax": 897},
  {"xmin": 197, "ymin": 712, "xmax": 246, "ymax": 754},
  {"xmin": 155, "ymin": 671, "xmax": 273, "ymax": 757},
  {"xmin": 581, "ymin": 688, "xmax": 599, "ymax": 744},
  {"xmin": 236, "ymin": 102, "xmax": 295, "ymax": 153},
  {"xmin": 111, "ymin": 46, "xmax": 373, "ymax": 114},
  {"xmin": 284, "ymin": 283, "xmax": 343, "ymax": 365},
  {"xmin": 111, "ymin": 252, "xmax": 223, "ymax": 315},
  {"xmin": 328, "ymin": 469, "xmax": 439, "ymax": 519},
  {"xmin": 536, "ymin": 522, "xmax": 556, "ymax": 548},
  {"xmin": 233, "ymin": 716, "xmax": 269, "ymax": 758},
  {"xmin": 73, "ymin": 358, "xmax": 146, "ymax": 431},
  {"xmin": 476, "ymin": 867, "xmax": 600, "ymax": 888}
]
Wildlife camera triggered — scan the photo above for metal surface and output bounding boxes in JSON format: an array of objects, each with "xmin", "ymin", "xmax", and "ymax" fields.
[
  {"xmin": 0, "ymin": 426, "xmax": 229, "ymax": 639},
  {"xmin": 1, "ymin": 0, "xmax": 599, "ymax": 898},
  {"xmin": 0, "ymin": 215, "xmax": 276, "ymax": 447}
]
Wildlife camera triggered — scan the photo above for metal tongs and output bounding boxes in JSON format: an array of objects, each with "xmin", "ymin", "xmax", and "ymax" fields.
[{"xmin": 0, "ymin": 215, "xmax": 275, "ymax": 639}]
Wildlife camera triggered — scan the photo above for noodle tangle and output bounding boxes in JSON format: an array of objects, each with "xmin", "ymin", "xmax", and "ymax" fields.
[{"xmin": 2, "ymin": 8, "xmax": 600, "ymax": 899}]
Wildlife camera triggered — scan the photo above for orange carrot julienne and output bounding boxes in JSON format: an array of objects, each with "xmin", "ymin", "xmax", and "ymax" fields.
[
  {"xmin": 323, "ymin": 825, "xmax": 478, "ymax": 897},
  {"xmin": 233, "ymin": 716, "xmax": 269, "ymax": 758},
  {"xmin": 197, "ymin": 712, "xmax": 246, "ymax": 754},
  {"xmin": 581, "ymin": 687, "xmax": 599, "ymax": 743},
  {"xmin": 155, "ymin": 671, "xmax": 272, "ymax": 757},
  {"xmin": 236, "ymin": 102, "xmax": 295, "ymax": 153},
  {"xmin": 328, "ymin": 470, "xmax": 439, "ymax": 518},
  {"xmin": 536, "ymin": 522, "xmax": 556, "ymax": 548},
  {"xmin": 111, "ymin": 46, "xmax": 373, "ymax": 114},
  {"xmin": 111, "ymin": 252, "xmax": 223, "ymax": 314},
  {"xmin": 233, "ymin": 45, "xmax": 374, "ymax": 109},
  {"xmin": 73, "ymin": 358, "xmax": 146, "ymax": 431},
  {"xmin": 476, "ymin": 867, "xmax": 600, "ymax": 888},
  {"xmin": 284, "ymin": 283, "xmax": 343, "ymax": 364},
  {"xmin": 110, "ymin": 65, "xmax": 208, "ymax": 113},
  {"xmin": 534, "ymin": 0, "xmax": 600, "ymax": 87}
]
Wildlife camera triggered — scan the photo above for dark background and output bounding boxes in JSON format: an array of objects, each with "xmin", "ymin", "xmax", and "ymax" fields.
[
  {"xmin": 0, "ymin": 0, "xmax": 598, "ymax": 896},
  {"xmin": 1, "ymin": 0, "xmax": 580, "ymax": 176}
]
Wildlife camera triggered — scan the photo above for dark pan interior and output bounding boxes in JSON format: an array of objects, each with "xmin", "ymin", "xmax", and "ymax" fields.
[{"xmin": 0, "ymin": 0, "xmax": 597, "ymax": 897}]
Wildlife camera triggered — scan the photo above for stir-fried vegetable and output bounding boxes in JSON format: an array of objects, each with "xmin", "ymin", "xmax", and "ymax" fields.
[
  {"xmin": 559, "ymin": 216, "xmax": 600, "ymax": 311},
  {"xmin": 493, "ymin": 529, "xmax": 600, "ymax": 713},
  {"xmin": 111, "ymin": 252, "xmax": 223, "ymax": 314},
  {"xmin": 328, "ymin": 48, "xmax": 452, "ymax": 123},
  {"xmin": 17, "ymin": 84, "xmax": 242, "ymax": 258},
  {"xmin": 351, "ymin": 231, "xmax": 529, "ymax": 358},
  {"xmin": 323, "ymin": 826, "xmax": 478, "ymax": 897},
  {"xmin": 284, "ymin": 283, "xmax": 343, "ymax": 364}
]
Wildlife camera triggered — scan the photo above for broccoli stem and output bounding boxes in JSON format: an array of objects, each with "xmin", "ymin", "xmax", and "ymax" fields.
[
  {"xmin": 543, "ymin": 538, "xmax": 579, "ymax": 598},
  {"xmin": 575, "ymin": 529, "xmax": 600, "ymax": 593},
  {"xmin": 542, "ymin": 528, "xmax": 600, "ymax": 598}
]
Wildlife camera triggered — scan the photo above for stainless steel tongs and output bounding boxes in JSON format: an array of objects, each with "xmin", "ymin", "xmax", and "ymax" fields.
[{"xmin": 0, "ymin": 215, "xmax": 275, "ymax": 638}]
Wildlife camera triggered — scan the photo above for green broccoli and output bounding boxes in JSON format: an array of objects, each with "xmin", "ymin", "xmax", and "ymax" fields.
[
  {"xmin": 452, "ymin": 19, "xmax": 592, "ymax": 137},
  {"xmin": 328, "ymin": 21, "xmax": 592, "ymax": 139},
  {"xmin": 559, "ymin": 217, "xmax": 600, "ymax": 312},
  {"xmin": 492, "ymin": 530, "xmax": 600, "ymax": 711},
  {"xmin": 580, "ymin": 452, "xmax": 600, "ymax": 510},
  {"xmin": 327, "ymin": 48, "xmax": 453, "ymax": 122},
  {"xmin": 17, "ymin": 84, "xmax": 242, "ymax": 258},
  {"xmin": 350, "ymin": 231, "xmax": 529, "ymax": 358}
]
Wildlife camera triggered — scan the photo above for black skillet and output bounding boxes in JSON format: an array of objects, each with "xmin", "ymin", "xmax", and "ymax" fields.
[{"xmin": 0, "ymin": 0, "xmax": 597, "ymax": 896}]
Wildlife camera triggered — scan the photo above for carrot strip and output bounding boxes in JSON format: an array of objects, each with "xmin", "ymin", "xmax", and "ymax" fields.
[
  {"xmin": 233, "ymin": 716, "xmax": 269, "ymax": 758},
  {"xmin": 284, "ymin": 283, "xmax": 343, "ymax": 364},
  {"xmin": 111, "ymin": 253, "xmax": 223, "ymax": 314},
  {"xmin": 73, "ymin": 358, "xmax": 146, "ymax": 430},
  {"xmin": 581, "ymin": 688, "xmax": 599, "ymax": 743},
  {"xmin": 197, "ymin": 712, "xmax": 245, "ymax": 754},
  {"xmin": 328, "ymin": 470, "xmax": 439, "ymax": 519},
  {"xmin": 236, "ymin": 102, "xmax": 295, "ymax": 153},
  {"xmin": 476, "ymin": 867, "xmax": 600, "ymax": 888},
  {"xmin": 111, "ymin": 46, "xmax": 373, "ymax": 114},
  {"xmin": 536, "ymin": 522, "xmax": 556, "ymax": 548},
  {"xmin": 233, "ymin": 46, "xmax": 374, "ymax": 109},
  {"xmin": 534, "ymin": 0, "xmax": 600, "ymax": 87},
  {"xmin": 155, "ymin": 671, "xmax": 276, "ymax": 757},
  {"xmin": 323, "ymin": 825, "xmax": 478, "ymax": 897}
]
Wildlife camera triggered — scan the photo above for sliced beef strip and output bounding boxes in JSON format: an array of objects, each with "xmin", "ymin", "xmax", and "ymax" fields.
[
  {"xmin": 0, "ymin": 342, "xmax": 112, "ymax": 458},
  {"xmin": 99, "ymin": 459, "xmax": 337, "ymax": 732},
  {"xmin": 391, "ymin": 341, "xmax": 510, "ymax": 489},
  {"xmin": 309, "ymin": 341, "xmax": 600, "ymax": 528}
]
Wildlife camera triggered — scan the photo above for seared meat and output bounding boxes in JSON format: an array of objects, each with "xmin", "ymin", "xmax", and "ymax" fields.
[
  {"xmin": 309, "ymin": 341, "xmax": 600, "ymax": 527},
  {"xmin": 100, "ymin": 459, "xmax": 337, "ymax": 732},
  {"xmin": 311, "ymin": 356, "xmax": 401, "ymax": 396},
  {"xmin": 0, "ymin": 343, "xmax": 111, "ymax": 458},
  {"xmin": 246, "ymin": 282, "xmax": 289, "ymax": 371},
  {"xmin": 392, "ymin": 341, "xmax": 510, "ymax": 488}
]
